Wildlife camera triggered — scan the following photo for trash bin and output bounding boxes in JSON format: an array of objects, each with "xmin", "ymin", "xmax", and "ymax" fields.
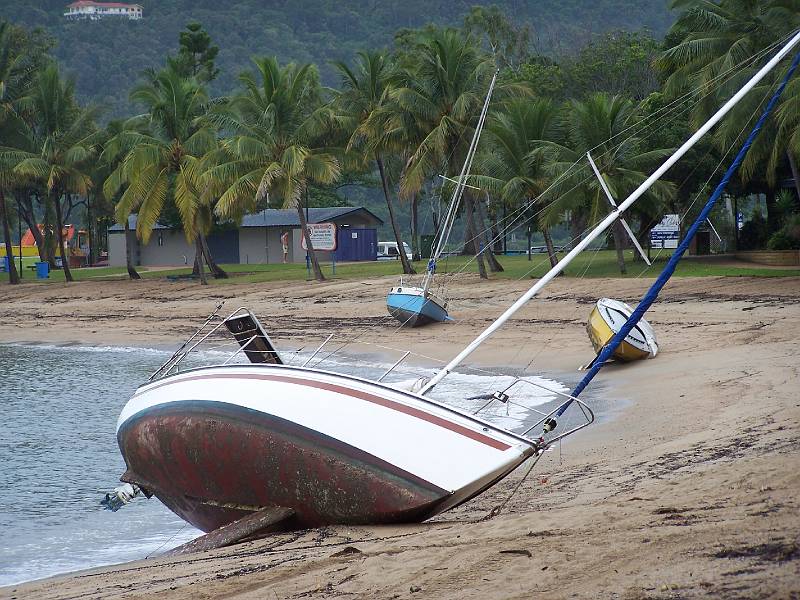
[
  {"xmin": 1, "ymin": 256, "xmax": 8, "ymax": 272},
  {"xmin": 35, "ymin": 261, "xmax": 50, "ymax": 279}
]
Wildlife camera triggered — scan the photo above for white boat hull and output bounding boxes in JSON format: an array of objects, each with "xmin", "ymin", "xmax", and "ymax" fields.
[{"xmin": 116, "ymin": 364, "xmax": 534, "ymax": 532}]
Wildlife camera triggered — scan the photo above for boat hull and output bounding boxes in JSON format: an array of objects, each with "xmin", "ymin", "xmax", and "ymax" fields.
[
  {"xmin": 387, "ymin": 288, "xmax": 449, "ymax": 327},
  {"xmin": 587, "ymin": 298, "xmax": 658, "ymax": 362},
  {"xmin": 117, "ymin": 365, "xmax": 532, "ymax": 533}
]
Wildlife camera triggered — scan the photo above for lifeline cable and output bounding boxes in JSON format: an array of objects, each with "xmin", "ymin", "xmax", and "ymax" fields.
[{"xmin": 558, "ymin": 47, "xmax": 800, "ymax": 413}]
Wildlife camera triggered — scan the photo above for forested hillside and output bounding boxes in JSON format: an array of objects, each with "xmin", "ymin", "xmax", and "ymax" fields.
[{"xmin": 0, "ymin": 0, "xmax": 672, "ymax": 116}]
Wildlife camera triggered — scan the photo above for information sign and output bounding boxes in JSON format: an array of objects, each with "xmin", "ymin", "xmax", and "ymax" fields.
[
  {"xmin": 301, "ymin": 222, "xmax": 338, "ymax": 251},
  {"xmin": 650, "ymin": 214, "xmax": 680, "ymax": 249}
]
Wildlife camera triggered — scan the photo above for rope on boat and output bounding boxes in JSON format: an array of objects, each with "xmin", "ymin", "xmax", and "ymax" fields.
[
  {"xmin": 443, "ymin": 32, "xmax": 795, "ymax": 280},
  {"xmin": 563, "ymin": 46, "xmax": 800, "ymax": 408}
]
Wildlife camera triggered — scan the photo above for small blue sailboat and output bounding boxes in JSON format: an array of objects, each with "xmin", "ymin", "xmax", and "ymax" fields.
[
  {"xmin": 387, "ymin": 283, "xmax": 451, "ymax": 327},
  {"xmin": 387, "ymin": 71, "xmax": 498, "ymax": 327}
]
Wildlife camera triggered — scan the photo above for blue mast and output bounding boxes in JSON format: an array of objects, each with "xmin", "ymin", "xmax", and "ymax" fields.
[{"xmin": 558, "ymin": 49, "xmax": 800, "ymax": 416}]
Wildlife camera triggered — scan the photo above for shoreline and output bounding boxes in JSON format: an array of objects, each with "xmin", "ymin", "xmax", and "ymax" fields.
[{"xmin": 2, "ymin": 274, "xmax": 799, "ymax": 598}]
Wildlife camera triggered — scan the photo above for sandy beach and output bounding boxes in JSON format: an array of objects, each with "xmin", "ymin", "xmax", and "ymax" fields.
[{"xmin": 1, "ymin": 273, "xmax": 799, "ymax": 599}]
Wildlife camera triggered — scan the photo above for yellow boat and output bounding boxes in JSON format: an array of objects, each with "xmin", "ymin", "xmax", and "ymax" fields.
[{"xmin": 586, "ymin": 298, "xmax": 658, "ymax": 363}]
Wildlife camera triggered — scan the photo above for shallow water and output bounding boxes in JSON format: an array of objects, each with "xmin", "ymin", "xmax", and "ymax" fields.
[{"xmin": 0, "ymin": 342, "xmax": 568, "ymax": 586}]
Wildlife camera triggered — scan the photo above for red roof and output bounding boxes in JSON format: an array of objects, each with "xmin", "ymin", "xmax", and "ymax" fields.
[
  {"xmin": 67, "ymin": 1, "xmax": 142, "ymax": 8},
  {"xmin": 21, "ymin": 224, "xmax": 76, "ymax": 247}
]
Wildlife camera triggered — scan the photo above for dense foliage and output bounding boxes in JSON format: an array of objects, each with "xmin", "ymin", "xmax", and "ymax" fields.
[
  {"xmin": 1, "ymin": 0, "xmax": 672, "ymax": 117},
  {"xmin": 1, "ymin": 0, "xmax": 799, "ymax": 288}
]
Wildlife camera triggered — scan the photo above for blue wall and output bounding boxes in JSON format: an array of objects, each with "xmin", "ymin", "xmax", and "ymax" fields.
[
  {"xmin": 207, "ymin": 229, "xmax": 240, "ymax": 264},
  {"xmin": 334, "ymin": 228, "xmax": 377, "ymax": 261}
]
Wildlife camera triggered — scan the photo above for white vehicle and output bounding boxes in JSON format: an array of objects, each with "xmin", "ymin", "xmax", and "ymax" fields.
[{"xmin": 377, "ymin": 241, "xmax": 412, "ymax": 261}]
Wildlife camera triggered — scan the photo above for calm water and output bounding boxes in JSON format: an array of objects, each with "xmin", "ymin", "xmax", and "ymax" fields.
[{"xmin": 0, "ymin": 342, "xmax": 567, "ymax": 586}]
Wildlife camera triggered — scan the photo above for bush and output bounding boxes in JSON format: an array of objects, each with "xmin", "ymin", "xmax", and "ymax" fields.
[
  {"xmin": 767, "ymin": 214, "xmax": 800, "ymax": 250},
  {"xmin": 738, "ymin": 211, "xmax": 769, "ymax": 250}
]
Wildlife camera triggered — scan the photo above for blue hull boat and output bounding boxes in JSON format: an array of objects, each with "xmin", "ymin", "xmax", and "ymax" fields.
[{"xmin": 387, "ymin": 286, "xmax": 450, "ymax": 327}]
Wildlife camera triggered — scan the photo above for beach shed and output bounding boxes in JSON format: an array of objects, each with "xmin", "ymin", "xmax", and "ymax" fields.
[{"xmin": 108, "ymin": 207, "xmax": 382, "ymax": 267}]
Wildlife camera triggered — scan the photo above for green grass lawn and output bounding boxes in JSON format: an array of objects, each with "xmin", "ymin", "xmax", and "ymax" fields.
[{"xmin": 4, "ymin": 250, "xmax": 800, "ymax": 285}]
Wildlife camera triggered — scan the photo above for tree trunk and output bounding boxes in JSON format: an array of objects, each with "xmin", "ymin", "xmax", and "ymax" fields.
[
  {"xmin": 411, "ymin": 192, "xmax": 420, "ymax": 261},
  {"xmin": 787, "ymin": 150, "xmax": 800, "ymax": 202},
  {"xmin": 542, "ymin": 224, "xmax": 559, "ymax": 269},
  {"xmin": 53, "ymin": 191, "xmax": 74, "ymax": 282},
  {"xmin": 43, "ymin": 195, "xmax": 56, "ymax": 267},
  {"xmin": 527, "ymin": 224, "xmax": 532, "ymax": 261},
  {"xmin": 296, "ymin": 199, "xmax": 325, "ymax": 281},
  {"xmin": 123, "ymin": 217, "xmax": 141, "ymax": 280},
  {"xmin": 475, "ymin": 193, "xmax": 503, "ymax": 272},
  {"xmin": 18, "ymin": 194, "xmax": 46, "ymax": 262},
  {"xmin": 1, "ymin": 189, "xmax": 20, "ymax": 284},
  {"xmin": 464, "ymin": 195, "xmax": 487, "ymax": 279},
  {"xmin": 765, "ymin": 188, "xmax": 779, "ymax": 234},
  {"xmin": 569, "ymin": 211, "xmax": 586, "ymax": 250},
  {"xmin": 612, "ymin": 219, "xmax": 627, "ymax": 275},
  {"xmin": 194, "ymin": 238, "xmax": 208, "ymax": 285},
  {"xmin": 376, "ymin": 156, "xmax": 415, "ymax": 275},
  {"xmin": 86, "ymin": 192, "xmax": 93, "ymax": 266},
  {"xmin": 199, "ymin": 232, "xmax": 228, "ymax": 278}
]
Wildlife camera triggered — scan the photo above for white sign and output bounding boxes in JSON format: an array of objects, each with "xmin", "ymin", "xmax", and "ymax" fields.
[
  {"xmin": 301, "ymin": 222, "xmax": 337, "ymax": 251},
  {"xmin": 650, "ymin": 214, "xmax": 680, "ymax": 249}
]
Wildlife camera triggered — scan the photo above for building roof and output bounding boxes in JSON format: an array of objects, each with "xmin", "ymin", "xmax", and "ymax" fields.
[
  {"xmin": 109, "ymin": 207, "xmax": 383, "ymax": 232},
  {"xmin": 240, "ymin": 207, "xmax": 383, "ymax": 228},
  {"xmin": 67, "ymin": 1, "xmax": 142, "ymax": 8},
  {"xmin": 21, "ymin": 224, "xmax": 76, "ymax": 246}
]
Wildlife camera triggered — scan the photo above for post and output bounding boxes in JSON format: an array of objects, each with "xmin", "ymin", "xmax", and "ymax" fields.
[
  {"xmin": 17, "ymin": 197, "xmax": 22, "ymax": 278},
  {"xmin": 305, "ymin": 192, "xmax": 311, "ymax": 279},
  {"xmin": 86, "ymin": 191, "xmax": 93, "ymax": 266},
  {"xmin": 332, "ymin": 251, "xmax": 336, "ymax": 276},
  {"xmin": 265, "ymin": 193, "xmax": 270, "ymax": 264}
]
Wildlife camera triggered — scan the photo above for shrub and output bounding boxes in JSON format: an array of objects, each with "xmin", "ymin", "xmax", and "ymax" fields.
[{"xmin": 766, "ymin": 214, "xmax": 800, "ymax": 250}]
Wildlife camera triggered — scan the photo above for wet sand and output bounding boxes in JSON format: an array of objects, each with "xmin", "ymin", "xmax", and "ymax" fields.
[{"xmin": 1, "ymin": 274, "xmax": 798, "ymax": 599}]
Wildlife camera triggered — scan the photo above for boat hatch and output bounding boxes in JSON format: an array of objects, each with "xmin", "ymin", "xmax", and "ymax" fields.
[{"xmin": 225, "ymin": 312, "xmax": 283, "ymax": 365}]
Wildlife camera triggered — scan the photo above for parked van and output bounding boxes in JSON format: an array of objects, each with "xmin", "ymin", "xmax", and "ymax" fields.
[{"xmin": 377, "ymin": 241, "xmax": 412, "ymax": 261}]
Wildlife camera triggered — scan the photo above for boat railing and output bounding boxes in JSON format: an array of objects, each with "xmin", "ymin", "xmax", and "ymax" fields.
[
  {"xmin": 148, "ymin": 306, "xmax": 274, "ymax": 381},
  {"xmin": 148, "ymin": 306, "xmax": 594, "ymax": 449},
  {"xmin": 470, "ymin": 376, "xmax": 594, "ymax": 448}
]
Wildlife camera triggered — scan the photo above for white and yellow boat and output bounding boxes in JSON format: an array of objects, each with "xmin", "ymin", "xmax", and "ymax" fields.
[{"xmin": 586, "ymin": 298, "xmax": 658, "ymax": 363}]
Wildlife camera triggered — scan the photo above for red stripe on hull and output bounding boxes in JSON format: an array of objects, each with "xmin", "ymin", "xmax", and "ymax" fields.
[
  {"xmin": 135, "ymin": 371, "xmax": 511, "ymax": 450},
  {"xmin": 119, "ymin": 401, "xmax": 451, "ymax": 533}
]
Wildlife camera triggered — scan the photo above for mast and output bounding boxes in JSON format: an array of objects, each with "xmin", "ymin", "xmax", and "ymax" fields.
[
  {"xmin": 422, "ymin": 70, "xmax": 498, "ymax": 294},
  {"xmin": 420, "ymin": 29, "xmax": 800, "ymax": 395},
  {"xmin": 562, "ymin": 47, "xmax": 800, "ymax": 407}
]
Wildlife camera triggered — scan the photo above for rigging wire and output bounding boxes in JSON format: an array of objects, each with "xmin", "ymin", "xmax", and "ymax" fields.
[
  {"xmin": 443, "ymin": 33, "xmax": 794, "ymax": 277},
  {"xmin": 310, "ymin": 35, "xmax": 794, "ymax": 368}
]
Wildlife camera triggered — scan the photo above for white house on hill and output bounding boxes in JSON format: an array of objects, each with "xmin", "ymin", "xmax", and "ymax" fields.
[{"xmin": 64, "ymin": 1, "xmax": 143, "ymax": 20}]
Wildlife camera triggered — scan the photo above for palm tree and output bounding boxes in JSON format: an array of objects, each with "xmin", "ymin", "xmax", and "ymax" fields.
[
  {"xmin": 7, "ymin": 63, "xmax": 96, "ymax": 283},
  {"xmin": 658, "ymin": 0, "xmax": 800, "ymax": 225},
  {"xmin": 0, "ymin": 21, "xmax": 22, "ymax": 284},
  {"xmin": 474, "ymin": 98, "xmax": 563, "ymax": 267},
  {"xmin": 333, "ymin": 50, "xmax": 415, "ymax": 275},
  {"xmin": 207, "ymin": 57, "xmax": 340, "ymax": 282},
  {"xmin": 96, "ymin": 120, "xmax": 140, "ymax": 279},
  {"xmin": 542, "ymin": 93, "xmax": 675, "ymax": 274},
  {"xmin": 103, "ymin": 65, "xmax": 220, "ymax": 284},
  {"xmin": 391, "ymin": 29, "xmax": 501, "ymax": 278}
]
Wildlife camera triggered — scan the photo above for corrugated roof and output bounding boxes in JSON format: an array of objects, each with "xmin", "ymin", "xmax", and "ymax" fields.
[{"xmin": 109, "ymin": 207, "xmax": 382, "ymax": 232}]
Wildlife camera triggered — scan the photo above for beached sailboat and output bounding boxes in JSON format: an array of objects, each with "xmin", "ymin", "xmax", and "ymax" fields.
[
  {"xmin": 586, "ymin": 298, "xmax": 658, "ymax": 364},
  {"xmin": 106, "ymin": 33, "xmax": 800, "ymax": 547},
  {"xmin": 387, "ymin": 72, "xmax": 497, "ymax": 327}
]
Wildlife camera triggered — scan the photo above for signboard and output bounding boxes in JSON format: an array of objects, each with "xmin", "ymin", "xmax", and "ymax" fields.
[
  {"xmin": 736, "ymin": 211, "xmax": 744, "ymax": 230},
  {"xmin": 649, "ymin": 214, "xmax": 680, "ymax": 249},
  {"xmin": 301, "ymin": 222, "xmax": 338, "ymax": 251}
]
